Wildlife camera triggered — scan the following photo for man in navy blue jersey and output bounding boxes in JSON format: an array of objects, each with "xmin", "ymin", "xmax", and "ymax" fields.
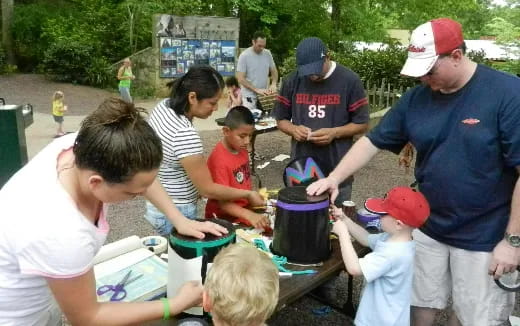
[
  {"xmin": 308, "ymin": 18, "xmax": 520, "ymax": 326},
  {"xmin": 273, "ymin": 37, "xmax": 369, "ymax": 206}
]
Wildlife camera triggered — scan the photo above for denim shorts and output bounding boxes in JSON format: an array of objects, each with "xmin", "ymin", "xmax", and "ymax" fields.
[{"xmin": 144, "ymin": 201, "xmax": 198, "ymax": 236}]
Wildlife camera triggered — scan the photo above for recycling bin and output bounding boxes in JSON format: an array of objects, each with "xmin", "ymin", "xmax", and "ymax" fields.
[{"xmin": 0, "ymin": 103, "xmax": 34, "ymax": 188}]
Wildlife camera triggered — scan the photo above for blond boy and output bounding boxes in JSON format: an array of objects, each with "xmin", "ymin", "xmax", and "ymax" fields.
[{"xmin": 203, "ymin": 244, "xmax": 279, "ymax": 326}]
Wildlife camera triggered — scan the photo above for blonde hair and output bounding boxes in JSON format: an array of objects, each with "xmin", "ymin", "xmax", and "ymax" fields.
[
  {"xmin": 53, "ymin": 91, "xmax": 64, "ymax": 101},
  {"xmin": 205, "ymin": 244, "xmax": 279, "ymax": 326}
]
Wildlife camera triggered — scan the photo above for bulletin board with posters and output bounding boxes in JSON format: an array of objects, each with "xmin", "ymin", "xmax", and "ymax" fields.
[{"xmin": 159, "ymin": 38, "xmax": 236, "ymax": 78}]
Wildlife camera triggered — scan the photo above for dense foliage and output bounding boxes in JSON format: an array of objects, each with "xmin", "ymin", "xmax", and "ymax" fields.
[{"xmin": 1, "ymin": 0, "xmax": 520, "ymax": 87}]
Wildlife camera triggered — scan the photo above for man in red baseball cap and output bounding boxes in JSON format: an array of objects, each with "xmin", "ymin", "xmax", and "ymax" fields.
[
  {"xmin": 332, "ymin": 186, "xmax": 430, "ymax": 326},
  {"xmin": 309, "ymin": 17, "xmax": 520, "ymax": 326}
]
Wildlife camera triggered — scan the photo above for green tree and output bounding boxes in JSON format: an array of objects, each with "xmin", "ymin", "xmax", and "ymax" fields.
[{"xmin": 1, "ymin": 0, "xmax": 16, "ymax": 66}]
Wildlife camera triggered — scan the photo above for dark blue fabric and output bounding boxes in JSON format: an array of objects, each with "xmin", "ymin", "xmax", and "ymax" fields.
[
  {"xmin": 368, "ymin": 65, "xmax": 520, "ymax": 251},
  {"xmin": 273, "ymin": 64, "xmax": 369, "ymax": 176}
]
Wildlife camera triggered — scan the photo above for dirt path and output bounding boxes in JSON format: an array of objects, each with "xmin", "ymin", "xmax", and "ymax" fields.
[{"xmin": 0, "ymin": 74, "xmax": 116, "ymax": 116}]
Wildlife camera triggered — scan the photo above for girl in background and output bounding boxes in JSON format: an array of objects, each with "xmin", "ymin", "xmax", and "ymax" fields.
[
  {"xmin": 52, "ymin": 91, "xmax": 67, "ymax": 137},
  {"xmin": 225, "ymin": 76, "xmax": 242, "ymax": 109}
]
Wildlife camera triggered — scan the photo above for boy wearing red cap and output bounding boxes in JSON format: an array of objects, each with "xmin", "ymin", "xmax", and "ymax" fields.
[{"xmin": 332, "ymin": 186, "xmax": 430, "ymax": 326}]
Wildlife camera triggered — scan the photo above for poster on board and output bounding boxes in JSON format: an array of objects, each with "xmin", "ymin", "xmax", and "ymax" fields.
[{"xmin": 160, "ymin": 37, "xmax": 236, "ymax": 78}]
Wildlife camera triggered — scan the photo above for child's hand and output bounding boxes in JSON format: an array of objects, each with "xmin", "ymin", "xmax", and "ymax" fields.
[
  {"xmin": 247, "ymin": 191, "xmax": 265, "ymax": 207},
  {"xmin": 62, "ymin": 105, "xmax": 68, "ymax": 112},
  {"xmin": 174, "ymin": 281, "xmax": 203, "ymax": 310},
  {"xmin": 332, "ymin": 219, "xmax": 349, "ymax": 237},
  {"xmin": 331, "ymin": 205, "xmax": 344, "ymax": 220},
  {"xmin": 248, "ymin": 212, "xmax": 270, "ymax": 230}
]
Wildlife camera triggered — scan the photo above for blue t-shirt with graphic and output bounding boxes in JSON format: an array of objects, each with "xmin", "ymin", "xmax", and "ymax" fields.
[
  {"xmin": 368, "ymin": 65, "xmax": 520, "ymax": 251},
  {"xmin": 356, "ymin": 233, "xmax": 415, "ymax": 326}
]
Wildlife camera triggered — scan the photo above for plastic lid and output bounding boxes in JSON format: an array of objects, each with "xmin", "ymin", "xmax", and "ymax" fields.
[
  {"xmin": 278, "ymin": 186, "xmax": 329, "ymax": 204},
  {"xmin": 170, "ymin": 218, "xmax": 235, "ymax": 243}
]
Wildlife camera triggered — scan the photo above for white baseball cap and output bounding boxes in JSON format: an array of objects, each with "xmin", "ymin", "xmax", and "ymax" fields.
[{"xmin": 401, "ymin": 18, "xmax": 464, "ymax": 77}]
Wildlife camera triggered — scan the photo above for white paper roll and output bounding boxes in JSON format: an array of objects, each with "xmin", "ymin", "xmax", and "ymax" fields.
[
  {"xmin": 93, "ymin": 235, "xmax": 142, "ymax": 265},
  {"xmin": 141, "ymin": 236, "xmax": 167, "ymax": 255}
]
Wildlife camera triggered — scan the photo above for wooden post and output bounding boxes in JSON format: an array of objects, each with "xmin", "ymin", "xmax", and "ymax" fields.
[{"xmin": 378, "ymin": 79, "xmax": 385, "ymax": 108}]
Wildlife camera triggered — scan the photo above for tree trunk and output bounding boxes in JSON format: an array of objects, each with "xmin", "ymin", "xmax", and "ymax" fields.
[
  {"xmin": 330, "ymin": 0, "xmax": 341, "ymax": 51},
  {"xmin": 1, "ymin": 0, "xmax": 16, "ymax": 65}
]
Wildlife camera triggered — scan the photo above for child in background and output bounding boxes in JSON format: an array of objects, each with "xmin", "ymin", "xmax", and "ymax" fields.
[
  {"xmin": 52, "ymin": 90, "xmax": 67, "ymax": 137},
  {"xmin": 332, "ymin": 186, "xmax": 430, "ymax": 326},
  {"xmin": 205, "ymin": 106, "xmax": 269, "ymax": 230},
  {"xmin": 225, "ymin": 76, "xmax": 242, "ymax": 109},
  {"xmin": 203, "ymin": 243, "xmax": 279, "ymax": 326}
]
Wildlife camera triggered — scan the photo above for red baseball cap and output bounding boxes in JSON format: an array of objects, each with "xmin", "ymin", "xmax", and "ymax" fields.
[
  {"xmin": 401, "ymin": 18, "xmax": 464, "ymax": 77},
  {"xmin": 364, "ymin": 187, "xmax": 430, "ymax": 228}
]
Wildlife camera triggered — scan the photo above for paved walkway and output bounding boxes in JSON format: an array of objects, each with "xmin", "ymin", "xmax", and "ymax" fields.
[{"xmin": 24, "ymin": 99, "xmax": 228, "ymax": 159}]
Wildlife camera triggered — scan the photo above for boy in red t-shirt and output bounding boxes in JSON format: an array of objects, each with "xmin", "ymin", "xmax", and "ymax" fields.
[{"xmin": 205, "ymin": 106, "xmax": 270, "ymax": 229}]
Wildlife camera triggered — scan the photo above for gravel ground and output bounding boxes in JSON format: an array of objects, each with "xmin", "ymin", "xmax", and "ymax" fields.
[{"xmin": 2, "ymin": 74, "xmax": 518, "ymax": 325}]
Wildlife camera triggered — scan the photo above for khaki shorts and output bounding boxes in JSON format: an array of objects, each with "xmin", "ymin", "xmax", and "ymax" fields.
[{"xmin": 412, "ymin": 229, "xmax": 515, "ymax": 326}]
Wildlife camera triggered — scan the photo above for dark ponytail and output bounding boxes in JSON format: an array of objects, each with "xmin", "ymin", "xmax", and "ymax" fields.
[{"xmin": 167, "ymin": 65, "xmax": 224, "ymax": 115}]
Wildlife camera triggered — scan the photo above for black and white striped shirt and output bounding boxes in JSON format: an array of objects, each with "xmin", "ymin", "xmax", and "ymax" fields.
[{"xmin": 148, "ymin": 99, "xmax": 203, "ymax": 204}]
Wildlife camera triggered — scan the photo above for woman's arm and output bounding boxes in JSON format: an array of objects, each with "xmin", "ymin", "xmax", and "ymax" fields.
[
  {"xmin": 181, "ymin": 154, "xmax": 264, "ymax": 207},
  {"xmin": 47, "ymin": 269, "xmax": 202, "ymax": 325},
  {"xmin": 117, "ymin": 66, "xmax": 125, "ymax": 80}
]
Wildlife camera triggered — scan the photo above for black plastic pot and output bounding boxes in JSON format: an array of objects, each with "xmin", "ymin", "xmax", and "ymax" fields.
[{"xmin": 271, "ymin": 186, "xmax": 331, "ymax": 264}]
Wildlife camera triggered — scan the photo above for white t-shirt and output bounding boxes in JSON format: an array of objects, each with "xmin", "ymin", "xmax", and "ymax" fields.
[
  {"xmin": 355, "ymin": 233, "xmax": 415, "ymax": 326},
  {"xmin": 148, "ymin": 99, "xmax": 204, "ymax": 204},
  {"xmin": 0, "ymin": 133, "xmax": 109, "ymax": 326}
]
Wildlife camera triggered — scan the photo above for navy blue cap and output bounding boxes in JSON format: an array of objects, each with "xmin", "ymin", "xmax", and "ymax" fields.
[{"xmin": 296, "ymin": 37, "xmax": 327, "ymax": 76}]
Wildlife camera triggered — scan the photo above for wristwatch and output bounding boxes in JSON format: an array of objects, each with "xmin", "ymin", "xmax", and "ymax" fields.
[{"xmin": 504, "ymin": 232, "xmax": 520, "ymax": 247}]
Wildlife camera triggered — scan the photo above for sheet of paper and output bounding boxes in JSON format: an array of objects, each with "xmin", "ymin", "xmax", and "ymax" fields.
[
  {"xmin": 272, "ymin": 154, "xmax": 290, "ymax": 162},
  {"xmin": 96, "ymin": 255, "xmax": 168, "ymax": 302},
  {"xmin": 94, "ymin": 248, "xmax": 154, "ymax": 278}
]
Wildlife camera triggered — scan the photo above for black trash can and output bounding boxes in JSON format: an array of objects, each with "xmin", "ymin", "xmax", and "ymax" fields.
[
  {"xmin": 0, "ymin": 103, "xmax": 33, "ymax": 188},
  {"xmin": 271, "ymin": 186, "xmax": 331, "ymax": 264}
]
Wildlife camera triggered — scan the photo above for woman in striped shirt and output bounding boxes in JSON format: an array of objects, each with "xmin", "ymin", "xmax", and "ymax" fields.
[{"xmin": 146, "ymin": 65, "xmax": 265, "ymax": 236}]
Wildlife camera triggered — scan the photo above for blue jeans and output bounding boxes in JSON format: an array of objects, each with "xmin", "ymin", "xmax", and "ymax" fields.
[
  {"xmin": 144, "ymin": 201, "xmax": 198, "ymax": 236},
  {"xmin": 119, "ymin": 86, "xmax": 132, "ymax": 103}
]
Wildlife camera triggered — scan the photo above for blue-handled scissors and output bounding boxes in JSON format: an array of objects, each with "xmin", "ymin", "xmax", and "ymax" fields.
[{"xmin": 96, "ymin": 270, "xmax": 143, "ymax": 301}]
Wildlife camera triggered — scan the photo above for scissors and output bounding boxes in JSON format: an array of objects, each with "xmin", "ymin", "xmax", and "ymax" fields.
[{"xmin": 96, "ymin": 270, "xmax": 143, "ymax": 301}]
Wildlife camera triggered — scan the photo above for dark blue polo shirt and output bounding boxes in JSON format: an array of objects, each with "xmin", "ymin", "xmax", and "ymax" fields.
[{"xmin": 368, "ymin": 65, "xmax": 520, "ymax": 251}]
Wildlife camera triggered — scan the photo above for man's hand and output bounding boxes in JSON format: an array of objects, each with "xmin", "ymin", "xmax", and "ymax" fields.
[
  {"xmin": 489, "ymin": 239, "xmax": 520, "ymax": 279},
  {"xmin": 307, "ymin": 176, "xmax": 340, "ymax": 203},
  {"xmin": 268, "ymin": 84, "xmax": 277, "ymax": 93},
  {"xmin": 255, "ymin": 88, "xmax": 270, "ymax": 96},
  {"xmin": 308, "ymin": 128, "xmax": 337, "ymax": 145},
  {"xmin": 176, "ymin": 219, "xmax": 228, "ymax": 239},
  {"xmin": 248, "ymin": 212, "xmax": 271, "ymax": 230},
  {"xmin": 291, "ymin": 125, "xmax": 312, "ymax": 142},
  {"xmin": 247, "ymin": 191, "xmax": 265, "ymax": 207},
  {"xmin": 173, "ymin": 281, "xmax": 203, "ymax": 311},
  {"xmin": 398, "ymin": 143, "xmax": 414, "ymax": 173}
]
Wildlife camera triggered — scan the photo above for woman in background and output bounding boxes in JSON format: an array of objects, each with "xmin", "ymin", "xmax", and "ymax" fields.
[{"xmin": 117, "ymin": 58, "xmax": 135, "ymax": 103}]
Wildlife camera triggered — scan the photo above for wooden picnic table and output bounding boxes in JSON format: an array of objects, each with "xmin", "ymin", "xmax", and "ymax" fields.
[{"xmin": 144, "ymin": 238, "xmax": 370, "ymax": 325}]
